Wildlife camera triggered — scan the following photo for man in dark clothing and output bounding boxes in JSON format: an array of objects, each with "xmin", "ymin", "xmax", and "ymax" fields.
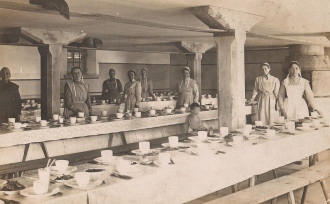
[
  {"xmin": 0, "ymin": 67, "xmax": 22, "ymax": 123},
  {"xmin": 102, "ymin": 69, "xmax": 123, "ymax": 105}
]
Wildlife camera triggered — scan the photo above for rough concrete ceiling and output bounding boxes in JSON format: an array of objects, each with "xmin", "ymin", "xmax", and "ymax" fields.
[{"xmin": 1, "ymin": 0, "xmax": 330, "ymax": 52}]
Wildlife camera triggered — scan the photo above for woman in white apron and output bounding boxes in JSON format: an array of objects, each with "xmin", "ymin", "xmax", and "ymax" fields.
[
  {"xmin": 176, "ymin": 67, "xmax": 199, "ymax": 108},
  {"xmin": 278, "ymin": 61, "xmax": 322, "ymax": 120},
  {"xmin": 249, "ymin": 62, "xmax": 280, "ymax": 125},
  {"xmin": 64, "ymin": 67, "xmax": 92, "ymax": 119},
  {"xmin": 138, "ymin": 68, "xmax": 156, "ymax": 101},
  {"xmin": 124, "ymin": 69, "xmax": 141, "ymax": 112}
]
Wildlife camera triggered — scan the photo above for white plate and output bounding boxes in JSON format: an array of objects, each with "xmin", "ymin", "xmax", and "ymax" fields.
[
  {"xmin": 115, "ymin": 167, "xmax": 143, "ymax": 176},
  {"xmin": 94, "ymin": 156, "xmax": 119, "ymax": 164},
  {"xmin": 153, "ymin": 160, "xmax": 171, "ymax": 166},
  {"xmin": 296, "ymin": 127, "xmax": 312, "ymax": 131},
  {"xmin": 20, "ymin": 186, "xmax": 60, "ymax": 198},
  {"xmin": 161, "ymin": 143, "xmax": 189, "ymax": 148},
  {"xmin": 98, "ymin": 116, "xmax": 109, "ymax": 120},
  {"xmin": 188, "ymin": 136, "xmax": 207, "ymax": 143},
  {"xmin": 227, "ymin": 142, "xmax": 243, "ymax": 147},
  {"xmin": 62, "ymin": 179, "xmax": 103, "ymax": 190},
  {"xmin": 113, "ymin": 118, "xmax": 124, "ymax": 121},
  {"xmin": 0, "ymin": 190, "xmax": 21, "ymax": 195},
  {"xmin": 50, "ymin": 166, "xmax": 77, "ymax": 175},
  {"xmin": 76, "ymin": 117, "xmax": 86, "ymax": 123},
  {"xmin": 131, "ymin": 149, "xmax": 159, "ymax": 156}
]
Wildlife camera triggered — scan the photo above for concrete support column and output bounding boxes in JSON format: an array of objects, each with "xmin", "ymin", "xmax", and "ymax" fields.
[
  {"xmin": 21, "ymin": 27, "xmax": 86, "ymax": 119},
  {"xmin": 215, "ymin": 29, "xmax": 247, "ymax": 130},
  {"xmin": 186, "ymin": 52, "xmax": 203, "ymax": 95}
]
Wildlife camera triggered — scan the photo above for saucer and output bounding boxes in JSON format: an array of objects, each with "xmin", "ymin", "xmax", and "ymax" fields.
[
  {"xmin": 50, "ymin": 166, "xmax": 77, "ymax": 175},
  {"xmin": 62, "ymin": 179, "xmax": 103, "ymax": 190},
  {"xmin": 296, "ymin": 127, "xmax": 312, "ymax": 131},
  {"xmin": 153, "ymin": 160, "xmax": 171, "ymax": 166},
  {"xmin": 94, "ymin": 156, "xmax": 119, "ymax": 164},
  {"xmin": 113, "ymin": 118, "xmax": 124, "ymax": 121},
  {"xmin": 20, "ymin": 186, "xmax": 60, "ymax": 198},
  {"xmin": 98, "ymin": 116, "xmax": 109, "ymax": 120}
]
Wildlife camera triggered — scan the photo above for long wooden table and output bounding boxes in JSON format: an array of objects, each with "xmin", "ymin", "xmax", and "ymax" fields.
[{"xmin": 1, "ymin": 127, "xmax": 329, "ymax": 204}]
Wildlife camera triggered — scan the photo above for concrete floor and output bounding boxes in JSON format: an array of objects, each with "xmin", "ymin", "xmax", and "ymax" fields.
[{"xmin": 187, "ymin": 150, "xmax": 330, "ymax": 204}]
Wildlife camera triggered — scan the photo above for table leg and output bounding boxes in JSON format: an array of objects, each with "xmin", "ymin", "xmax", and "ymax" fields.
[
  {"xmin": 288, "ymin": 191, "xmax": 295, "ymax": 204},
  {"xmin": 249, "ymin": 176, "xmax": 256, "ymax": 187},
  {"xmin": 320, "ymin": 179, "xmax": 330, "ymax": 203},
  {"xmin": 301, "ymin": 154, "xmax": 318, "ymax": 204}
]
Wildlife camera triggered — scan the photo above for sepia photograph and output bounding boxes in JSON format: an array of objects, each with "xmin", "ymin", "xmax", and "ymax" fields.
[{"xmin": 0, "ymin": 0, "xmax": 329, "ymax": 203}]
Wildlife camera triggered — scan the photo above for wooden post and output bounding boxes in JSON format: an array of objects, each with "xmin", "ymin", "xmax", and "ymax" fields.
[
  {"xmin": 192, "ymin": 6, "xmax": 263, "ymax": 130},
  {"xmin": 177, "ymin": 41, "xmax": 214, "ymax": 97},
  {"xmin": 214, "ymin": 29, "xmax": 247, "ymax": 130},
  {"xmin": 186, "ymin": 53, "xmax": 203, "ymax": 95},
  {"xmin": 38, "ymin": 44, "xmax": 62, "ymax": 119},
  {"xmin": 21, "ymin": 27, "xmax": 87, "ymax": 119}
]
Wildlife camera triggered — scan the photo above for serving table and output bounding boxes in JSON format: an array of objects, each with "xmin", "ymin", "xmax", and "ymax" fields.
[{"xmin": 1, "ymin": 127, "xmax": 329, "ymax": 204}]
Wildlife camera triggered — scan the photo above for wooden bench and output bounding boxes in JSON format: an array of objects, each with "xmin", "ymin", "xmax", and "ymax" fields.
[{"xmin": 204, "ymin": 161, "xmax": 330, "ymax": 204}]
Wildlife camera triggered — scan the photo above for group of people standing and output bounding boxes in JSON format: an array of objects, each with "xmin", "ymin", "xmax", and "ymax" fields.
[
  {"xmin": 249, "ymin": 61, "xmax": 323, "ymax": 125},
  {"xmin": 0, "ymin": 60, "xmax": 322, "ymax": 124},
  {"xmin": 63, "ymin": 66, "xmax": 199, "ymax": 118}
]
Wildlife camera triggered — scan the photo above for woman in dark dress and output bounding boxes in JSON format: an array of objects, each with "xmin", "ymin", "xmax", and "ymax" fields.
[{"xmin": 0, "ymin": 67, "xmax": 22, "ymax": 123}]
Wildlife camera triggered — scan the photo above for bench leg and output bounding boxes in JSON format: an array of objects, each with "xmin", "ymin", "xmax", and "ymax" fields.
[
  {"xmin": 300, "ymin": 186, "xmax": 308, "ymax": 204},
  {"xmin": 271, "ymin": 169, "xmax": 278, "ymax": 204},
  {"xmin": 320, "ymin": 179, "xmax": 330, "ymax": 203},
  {"xmin": 288, "ymin": 191, "xmax": 295, "ymax": 204}
]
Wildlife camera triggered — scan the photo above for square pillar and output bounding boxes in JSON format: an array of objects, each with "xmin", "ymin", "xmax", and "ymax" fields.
[
  {"xmin": 186, "ymin": 52, "xmax": 203, "ymax": 95},
  {"xmin": 215, "ymin": 29, "xmax": 246, "ymax": 130},
  {"xmin": 38, "ymin": 44, "xmax": 63, "ymax": 119}
]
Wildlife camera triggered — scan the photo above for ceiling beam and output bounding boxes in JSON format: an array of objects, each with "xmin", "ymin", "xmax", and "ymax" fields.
[{"xmin": 0, "ymin": 1, "xmax": 224, "ymax": 34}]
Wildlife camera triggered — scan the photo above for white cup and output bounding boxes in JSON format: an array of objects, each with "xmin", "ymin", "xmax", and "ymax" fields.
[
  {"xmin": 37, "ymin": 104, "xmax": 41, "ymax": 109},
  {"xmin": 101, "ymin": 150, "xmax": 113, "ymax": 161},
  {"xmin": 245, "ymin": 124, "xmax": 253, "ymax": 132},
  {"xmin": 168, "ymin": 136, "xmax": 179, "ymax": 148},
  {"xmin": 312, "ymin": 120, "xmax": 321, "ymax": 128},
  {"xmin": 134, "ymin": 108, "xmax": 139, "ymax": 113},
  {"xmin": 135, "ymin": 112, "xmax": 141, "ymax": 118},
  {"xmin": 139, "ymin": 141, "xmax": 150, "ymax": 154},
  {"xmin": 150, "ymin": 109, "xmax": 156, "ymax": 116},
  {"xmin": 255, "ymin": 121, "xmax": 263, "ymax": 126},
  {"xmin": 55, "ymin": 160, "xmax": 69, "ymax": 173},
  {"xmin": 286, "ymin": 121, "xmax": 295, "ymax": 133},
  {"xmin": 166, "ymin": 108, "xmax": 172, "ymax": 114},
  {"xmin": 180, "ymin": 107, "xmax": 186, "ymax": 112},
  {"xmin": 13, "ymin": 122, "xmax": 21, "ymax": 129},
  {"xmin": 77, "ymin": 112, "xmax": 84, "ymax": 118},
  {"xmin": 40, "ymin": 120, "xmax": 47, "ymax": 127},
  {"xmin": 116, "ymin": 113, "xmax": 123, "ymax": 119},
  {"xmin": 33, "ymin": 180, "xmax": 49, "ymax": 195},
  {"xmin": 220, "ymin": 127, "xmax": 229, "ymax": 136},
  {"xmin": 38, "ymin": 167, "xmax": 50, "ymax": 182},
  {"xmin": 116, "ymin": 159, "xmax": 130, "ymax": 174},
  {"xmin": 75, "ymin": 172, "xmax": 90, "ymax": 188},
  {"xmin": 302, "ymin": 123, "xmax": 310, "ymax": 130},
  {"xmin": 52, "ymin": 114, "xmax": 59, "ymax": 121},
  {"xmin": 232, "ymin": 136, "xmax": 243, "ymax": 145},
  {"xmin": 118, "ymin": 109, "xmax": 124, "ymax": 113},
  {"xmin": 183, "ymin": 103, "xmax": 189, "ymax": 108},
  {"xmin": 101, "ymin": 100, "xmax": 106, "ymax": 105},
  {"xmin": 242, "ymin": 126, "xmax": 250, "ymax": 136},
  {"xmin": 70, "ymin": 117, "xmax": 76, "ymax": 124},
  {"xmin": 90, "ymin": 115, "xmax": 98, "ymax": 122},
  {"xmin": 26, "ymin": 100, "xmax": 31, "ymax": 104},
  {"xmin": 31, "ymin": 100, "xmax": 35, "ymax": 104},
  {"xmin": 198, "ymin": 131, "xmax": 207, "ymax": 141},
  {"xmin": 58, "ymin": 116, "xmax": 64, "ymax": 124},
  {"xmin": 277, "ymin": 116, "xmax": 285, "ymax": 123},
  {"xmin": 311, "ymin": 111, "xmax": 319, "ymax": 118},
  {"xmin": 101, "ymin": 111, "xmax": 108, "ymax": 116},
  {"xmin": 8, "ymin": 118, "xmax": 15, "ymax": 124},
  {"xmin": 35, "ymin": 116, "xmax": 41, "ymax": 122},
  {"xmin": 267, "ymin": 129, "xmax": 276, "ymax": 138},
  {"xmin": 158, "ymin": 152, "xmax": 171, "ymax": 165},
  {"xmin": 205, "ymin": 105, "xmax": 210, "ymax": 110}
]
